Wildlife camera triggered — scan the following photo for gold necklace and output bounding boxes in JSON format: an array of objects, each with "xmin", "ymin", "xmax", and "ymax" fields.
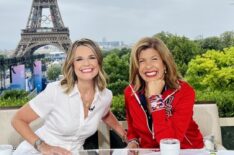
[
  {"xmin": 83, "ymin": 100, "xmax": 91, "ymax": 109},
  {"xmin": 81, "ymin": 95, "xmax": 94, "ymax": 109}
]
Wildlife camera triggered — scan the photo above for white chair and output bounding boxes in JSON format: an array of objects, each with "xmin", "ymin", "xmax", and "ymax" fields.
[
  {"xmin": 193, "ymin": 103, "xmax": 225, "ymax": 149},
  {"xmin": 0, "ymin": 109, "xmax": 43, "ymax": 148}
]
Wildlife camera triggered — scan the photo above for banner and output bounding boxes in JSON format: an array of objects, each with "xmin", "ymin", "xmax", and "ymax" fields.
[
  {"xmin": 11, "ymin": 64, "xmax": 25, "ymax": 90},
  {"xmin": 33, "ymin": 60, "xmax": 42, "ymax": 92}
]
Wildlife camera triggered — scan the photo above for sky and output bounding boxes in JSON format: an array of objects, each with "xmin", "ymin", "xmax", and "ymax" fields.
[{"xmin": 0, "ymin": 0, "xmax": 234, "ymax": 50}]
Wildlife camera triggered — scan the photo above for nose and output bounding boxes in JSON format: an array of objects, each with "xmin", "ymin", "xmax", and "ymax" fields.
[
  {"xmin": 83, "ymin": 58, "xmax": 90, "ymax": 65},
  {"xmin": 145, "ymin": 60, "xmax": 152, "ymax": 69}
]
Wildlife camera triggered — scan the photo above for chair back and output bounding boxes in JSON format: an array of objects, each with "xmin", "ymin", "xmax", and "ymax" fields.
[
  {"xmin": 193, "ymin": 103, "xmax": 222, "ymax": 145},
  {"xmin": 0, "ymin": 109, "xmax": 43, "ymax": 148}
]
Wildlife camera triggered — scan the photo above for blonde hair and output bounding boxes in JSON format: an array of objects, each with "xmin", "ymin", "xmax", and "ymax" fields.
[
  {"xmin": 130, "ymin": 37, "xmax": 182, "ymax": 91},
  {"xmin": 61, "ymin": 38, "xmax": 107, "ymax": 93}
]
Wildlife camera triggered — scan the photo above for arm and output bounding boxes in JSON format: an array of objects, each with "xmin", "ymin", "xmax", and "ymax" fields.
[
  {"xmin": 124, "ymin": 90, "xmax": 140, "ymax": 148},
  {"xmin": 152, "ymin": 83, "xmax": 195, "ymax": 143},
  {"xmin": 102, "ymin": 111, "xmax": 127, "ymax": 142},
  {"xmin": 12, "ymin": 104, "xmax": 71, "ymax": 155},
  {"xmin": 11, "ymin": 104, "xmax": 40, "ymax": 146}
]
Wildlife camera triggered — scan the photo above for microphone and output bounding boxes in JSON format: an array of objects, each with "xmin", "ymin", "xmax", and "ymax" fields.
[{"xmin": 89, "ymin": 105, "xmax": 95, "ymax": 111}]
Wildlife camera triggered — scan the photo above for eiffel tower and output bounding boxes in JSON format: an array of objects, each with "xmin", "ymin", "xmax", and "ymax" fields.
[{"xmin": 13, "ymin": 0, "xmax": 72, "ymax": 57}]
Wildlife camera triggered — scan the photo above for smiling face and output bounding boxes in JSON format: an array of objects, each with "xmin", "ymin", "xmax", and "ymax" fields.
[
  {"xmin": 73, "ymin": 45, "xmax": 99, "ymax": 82},
  {"xmin": 138, "ymin": 48, "xmax": 166, "ymax": 83}
]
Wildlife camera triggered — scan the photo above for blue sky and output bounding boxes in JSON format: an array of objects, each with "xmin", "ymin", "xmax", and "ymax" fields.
[{"xmin": 0, "ymin": 0, "xmax": 234, "ymax": 50}]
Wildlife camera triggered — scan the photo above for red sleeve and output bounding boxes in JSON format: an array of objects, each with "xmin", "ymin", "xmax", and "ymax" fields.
[
  {"xmin": 124, "ymin": 88, "xmax": 139, "ymax": 141},
  {"xmin": 151, "ymin": 83, "xmax": 195, "ymax": 143}
]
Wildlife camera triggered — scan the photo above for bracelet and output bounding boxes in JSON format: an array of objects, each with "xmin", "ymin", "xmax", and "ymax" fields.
[
  {"xmin": 128, "ymin": 139, "xmax": 139, "ymax": 147},
  {"xmin": 34, "ymin": 138, "xmax": 44, "ymax": 152}
]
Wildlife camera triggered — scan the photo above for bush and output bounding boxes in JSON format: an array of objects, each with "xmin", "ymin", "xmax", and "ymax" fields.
[
  {"xmin": 0, "ymin": 90, "xmax": 30, "ymax": 108},
  {"xmin": 107, "ymin": 80, "xmax": 128, "ymax": 95},
  {"xmin": 1, "ymin": 90, "xmax": 29, "ymax": 99},
  {"xmin": 196, "ymin": 90, "xmax": 234, "ymax": 117},
  {"xmin": 111, "ymin": 95, "xmax": 125, "ymax": 120},
  {"xmin": 0, "ymin": 98, "xmax": 28, "ymax": 108}
]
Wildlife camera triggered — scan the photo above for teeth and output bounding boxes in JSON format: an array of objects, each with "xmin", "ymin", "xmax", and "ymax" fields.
[
  {"xmin": 145, "ymin": 71, "xmax": 157, "ymax": 76},
  {"xmin": 81, "ymin": 68, "xmax": 92, "ymax": 73}
]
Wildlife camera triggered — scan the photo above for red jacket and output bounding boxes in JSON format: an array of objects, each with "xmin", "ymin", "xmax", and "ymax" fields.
[{"xmin": 124, "ymin": 81, "xmax": 204, "ymax": 149}]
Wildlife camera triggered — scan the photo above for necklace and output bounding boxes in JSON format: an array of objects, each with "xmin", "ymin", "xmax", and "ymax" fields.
[
  {"xmin": 83, "ymin": 100, "xmax": 91, "ymax": 109},
  {"xmin": 81, "ymin": 94, "xmax": 94, "ymax": 109}
]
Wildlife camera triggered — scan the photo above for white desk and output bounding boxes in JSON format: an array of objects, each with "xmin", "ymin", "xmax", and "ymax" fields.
[{"xmin": 78, "ymin": 149, "xmax": 234, "ymax": 155}]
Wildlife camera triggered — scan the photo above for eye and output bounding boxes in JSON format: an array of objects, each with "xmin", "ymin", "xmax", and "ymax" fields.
[
  {"xmin": 152, "ymin": 57, "xmax": 158, "ymax": 61},
  {"xmin": 139, "ymin": 59, "xmax": 144, "ymax": 63},
  {"xmin": 89, "ymin": 55, "xmax": 96, "ymax": 59},
  {"xmin": 75, "ymin": 57, "xmax": 83, "ymax": 61}
]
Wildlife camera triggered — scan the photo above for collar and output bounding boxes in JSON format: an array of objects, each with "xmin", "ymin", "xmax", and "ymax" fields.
[
  {"xmin": 68, "ymin": 83, "xmax": 101, "ymax": 100},
  {"xmin": 68, "ymin": 83, "xmax": 79, "ymax": 97}
]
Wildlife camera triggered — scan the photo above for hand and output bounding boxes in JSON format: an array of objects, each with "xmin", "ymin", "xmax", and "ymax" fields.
[
  {"xmin": 146, "ymin": 79, "xmax": 165, "ymax": 97},
  {"xmin": 128, "ymin": 150, "xmax": 139, "ymax": 155},
  {"xmin": 38, "ymin": 142, "xmax": 72, "ymax": 155},
  {"xmin": 127, "ymin": 141, "xmax": 139, "ymax": 155},
  {"xmin": 127, "ymin": 141, "xmax": 138, "ymax": 149}
]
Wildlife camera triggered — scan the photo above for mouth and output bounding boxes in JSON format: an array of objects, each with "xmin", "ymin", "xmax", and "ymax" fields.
[
  {"xmin": 80, "ymin": 68, "xmax": 93, "ymax": 73},
  {"xmin": 144, "ymin": 71, "xmax": 158, "ymax": 77}
]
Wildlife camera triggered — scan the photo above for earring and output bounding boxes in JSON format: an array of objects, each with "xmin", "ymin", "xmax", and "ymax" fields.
[{"xmin": 164, "ymin": 69, "xmax": 167, "ymax": 74}]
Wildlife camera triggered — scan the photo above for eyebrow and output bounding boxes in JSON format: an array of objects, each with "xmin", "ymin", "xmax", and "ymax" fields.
[
  {"xmin": 139, "ymin": 54, "xmax": 159, "ymax": 58},
  {"xmin": 74, "ymin": 54, "xmax": 96, "ymax": 59}
]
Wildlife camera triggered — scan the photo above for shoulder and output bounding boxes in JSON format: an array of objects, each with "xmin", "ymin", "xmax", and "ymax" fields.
[
  {"xmin": 45, "ymin": 81, "xmax": 62, "ymax": 90},
  {"xmin": 178, "ymin": 80, "xmax": 195, "ymax": 96},
  {"xmin": 43, "ymin": 81, "xmax": 64, "ymax": 96},
  {"xmin": 124, "ymin": 85, "xmax": 133, "ymax": 95},
  {"xmin": 100, "ymin": 88, "xmax": 113, "ymax": 98}
]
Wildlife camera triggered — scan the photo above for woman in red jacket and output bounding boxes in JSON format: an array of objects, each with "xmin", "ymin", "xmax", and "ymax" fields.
[{"xmin": 125, "ymin": 37, "xmax": 204, "ymax": 149}]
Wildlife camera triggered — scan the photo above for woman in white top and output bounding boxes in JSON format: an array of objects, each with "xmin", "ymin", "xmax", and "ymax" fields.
[{"xmin": 12, "ymin": 38, "xmax": 127, "ymax": 155}]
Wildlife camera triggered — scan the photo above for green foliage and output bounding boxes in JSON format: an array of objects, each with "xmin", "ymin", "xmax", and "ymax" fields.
[
  {"xmin": 104, "ymin": 52, "xmax": 130, "ymax": 95},
  {"xmin": 0, "ymin": 90, "xmax": 30, "ymax": 108},
  {"xmin": 111, "ymin": 95, "xmax": 125, "ymax": 120},
  {"xmin": 196, "ymin": 36, "xmax": 223, "ymax": 51},
  {"xmin": 220, "ymin": 31, "xmax": 234, "ymax": 48},
  {"xmin": 46, "ymin": 64, "xmax": 62, "ymax": 81},
  {"xmin": 185, "ymin": 47, "xmax": 234, "ymax": 90},
  {"xmin": 196, "ymin": 90, "xmax": 234, "ymax": 117},
  {"xmin": 0, "ymin": 98, "xmax": 28, "ymax": 107},
  {"xmin": 154, "ymin": 31, "xmax": 202, "ymax": 76},
  {"xmin": 1, "ymin": 90, "xmax": 29, "ymax": 99},
  {"xmin": 0, "ymin": 54, "xmax": 5, "ymax": 59},
  {"xmin": 103, "ymin": 48, "xmax": 130, "ymax": 58},
  {"xmin": 108, "ymin": 80, "xmax": 129, "ymax": 95},
  {"xmin": 195, "ymin": 31, "xmax": 234, "ymax": 52}
]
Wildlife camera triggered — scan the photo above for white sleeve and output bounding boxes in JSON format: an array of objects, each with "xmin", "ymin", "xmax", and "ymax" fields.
[
  {"xmin": 102, "ymin": 89, "xmax": 113, "ymax": 118},
  {"xmin": 29, "ymin": 82, "xmax": 56, "ymax": 118}
]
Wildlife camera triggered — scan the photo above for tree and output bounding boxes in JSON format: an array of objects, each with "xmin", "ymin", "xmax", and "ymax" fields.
[
  {"xmin": 103, "ymin": 52, "xmax": 130, "ymax": 95},
  {"xmin": 46, "ymin": 64, "xmax": 62, "ymax": 81},
  {"xmin": 154, "ymin": 32, "xmax": 201, "ymax": 76},
  {"xmin": 103, "ymin": 48, "xmax": 131, "ymax": 58},
  {"xmin": 220, "ymin": 31, "xmax": 234, "ymax": 48},
  {"xmin": 195, "ymin": 36, "xmax": 223, "ymax": 51},
  {"xmin": 185, "ymin": 47, "xmax": 234, "ymax": 90}
]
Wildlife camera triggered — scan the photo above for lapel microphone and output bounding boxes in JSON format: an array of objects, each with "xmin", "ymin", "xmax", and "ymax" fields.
[{"xmin": 89, "ymin": 105, "xmax": 95, "ymax": 111}]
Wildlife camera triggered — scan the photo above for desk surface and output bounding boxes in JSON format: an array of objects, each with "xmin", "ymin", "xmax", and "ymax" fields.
[{"xmin": 78, "ymin": 149, "xmax": 234, "ymax": 155}]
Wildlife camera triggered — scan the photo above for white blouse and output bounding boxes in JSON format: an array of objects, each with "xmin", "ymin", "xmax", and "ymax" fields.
[{"xmin": 13, "ymin": 81, "xmax": 112, "ymax": 155}]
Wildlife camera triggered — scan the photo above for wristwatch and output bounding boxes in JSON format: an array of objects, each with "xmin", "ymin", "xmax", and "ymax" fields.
[{"xmin": 34, "ymin": 138, "xmax": 44, "ymax": 151}]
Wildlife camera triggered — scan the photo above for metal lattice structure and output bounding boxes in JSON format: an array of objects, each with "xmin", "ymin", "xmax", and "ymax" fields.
[{"xmin": 13, "ymin": 0, "xmax": 71, "ymax": 57}]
